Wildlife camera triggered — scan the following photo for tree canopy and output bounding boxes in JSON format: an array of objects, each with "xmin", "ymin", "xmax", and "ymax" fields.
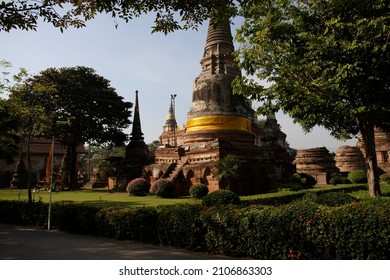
[
  {"xmin": 0, "ymin": 0, "xmax": 236, "ymax": 33},
  {"xmin": 19, "ymin": 66, "xmax": 132, "ymax": 189},
  {"xmin": 27, "ymin": 66, "xmax": 132, "ymax": 147},
  {"xmin": 234, "ymin": 0, "xmax": 390, "ymax": 196},
  {"xmin": 0, "ymin": 99, "xmax": 19, "ymax": 164}
]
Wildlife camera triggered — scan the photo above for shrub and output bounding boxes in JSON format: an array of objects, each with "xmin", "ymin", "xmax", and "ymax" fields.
[
  {"xmin": 314, "ymin": 192, "xmax": 358, "ymax": 207},
  {"xmin": 380, "ymin": 173, "xmax": 390, "ymax": 184},
  {"xmin": 202, "ymin": 190, "xmax": 240, "ymax": 206},
  {"xmin": 96, "ymin": 207, "xmax": 158, "ymax": 242},
  {"xmin": 348, "ymin": 170, "xmax": 367, "ymax": 184},
  {"xmin": 285, "ymin": 173, "xmax": 317, "ymax": 190},
  {"xmin": 150, "ymin": 179, "xmax": 175, "ymax": 198},
  {"xmin": 189, "ymin": 183, "xmax": 209, "ymax": 199},
  {"xmin": 157, "ymin": 204, "xmax": 207, "ymax": 250},
  {"xmin": 52, "ymin": 203, "xmax": 100, "ymax": 234},
  {"xmin": 126, "ymin": 178, "xmax": 150, "ymax": 196},
  {"xmin": 330, "ymin": 173, "xmax": 351, "ymax": 185}
]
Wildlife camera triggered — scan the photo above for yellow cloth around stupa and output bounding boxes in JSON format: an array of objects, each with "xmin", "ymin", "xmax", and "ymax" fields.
[{"xmin": 186, "ymin": 115, "xmax": 252, "ymax": 133}]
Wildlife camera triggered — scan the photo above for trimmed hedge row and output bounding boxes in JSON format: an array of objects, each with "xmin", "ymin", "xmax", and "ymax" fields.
[{"xmin": 0, "ymin": 198, "xmax": 388, "ymax": 259}]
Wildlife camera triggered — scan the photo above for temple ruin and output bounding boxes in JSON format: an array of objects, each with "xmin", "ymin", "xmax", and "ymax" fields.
[{"xmin": 142, "ymin": 19, "xmax": 291, "ymax": 195}]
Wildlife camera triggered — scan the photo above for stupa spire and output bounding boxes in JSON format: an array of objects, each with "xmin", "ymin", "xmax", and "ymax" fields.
[
  {"xmin": 183, "ymin": 18, "xmax": 254, "ymax": 145},
  {"xmin": 130, "ymin": 90, "xmax": 144, "ymax": 142},
  {"xmin": 125, "ymin": 90, "xmax": 148, "ymax": 161}
]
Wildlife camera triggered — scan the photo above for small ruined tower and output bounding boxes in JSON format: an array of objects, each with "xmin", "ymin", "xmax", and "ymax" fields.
[
  {"xmin": 183, "ymin": 18, "xmax": 255, "ymax": 146},
  {"xmin": 125, "ymin": 90, "xmax": 148, "ymax": 163},
  {"xmin": 160, "ymin": 96, "xmax": 178, "ymax": 146}
]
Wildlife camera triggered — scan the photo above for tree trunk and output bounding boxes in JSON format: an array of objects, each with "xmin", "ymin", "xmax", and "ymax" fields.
[
  {"xmin": 357, "ymin": 116, "xmax": 381, "ymax": 197},
  {"xmin": 60, "ymin": 143, "xmax": 79, "ymax": 190},
  {"xmin": 26, "ymin": 135, "xmax": 32, "ymax": 203}
]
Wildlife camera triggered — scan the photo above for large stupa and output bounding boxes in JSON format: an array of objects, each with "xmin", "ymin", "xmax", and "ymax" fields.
[{"xmin": 143, "ymin": 19, "xmax": 291, "ymax": 195}]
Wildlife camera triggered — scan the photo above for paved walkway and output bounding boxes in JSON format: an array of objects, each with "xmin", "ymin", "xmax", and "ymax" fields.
[{"xmin": 0, "ymin": 224, "xmax": 232, "ymax": 260}]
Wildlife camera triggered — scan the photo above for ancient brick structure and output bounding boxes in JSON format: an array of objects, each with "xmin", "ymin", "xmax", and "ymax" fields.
[
  {"xmin": 357, "ymin": 128, "xmax": 390, "ymax": 174},
  {"xmin": 124, "ymin": 90, "xmax": 149, "ymax": 182},
  {"xmin": 294, "ymin": 147, "xmax": 339, "ymax": 185},
  {"xmin": 335, "ymin": 145, "xmax": 366, "ymax": 174},
  {"xmin": 143, "ymin": 19, "xmax": 291, "ymax": 195}
]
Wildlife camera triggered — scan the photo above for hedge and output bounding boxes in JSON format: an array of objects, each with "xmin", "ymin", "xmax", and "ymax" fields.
[{"xmin": 0, "ymin": 198, "xmax": 388, "ymax": 259}]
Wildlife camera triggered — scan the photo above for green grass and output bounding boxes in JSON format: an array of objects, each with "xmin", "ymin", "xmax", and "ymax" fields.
[
  {"xmin": 0, "ymin": 189, "xmax": 199, "ymax": 208},
  {"xmin": 1, "ymin": 183, "xmax": 389, "ymax": 208}
]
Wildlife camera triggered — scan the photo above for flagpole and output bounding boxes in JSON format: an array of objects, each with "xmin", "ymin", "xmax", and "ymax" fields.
[{"xmin": 48, "ymin": 137, "xmax": 54, "ymax": 231}]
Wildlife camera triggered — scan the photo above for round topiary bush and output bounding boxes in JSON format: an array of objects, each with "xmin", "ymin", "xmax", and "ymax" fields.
[
  {"xmin": 150, "ymin": 179, "xmax": 176, "ymax": 198},
  {"xmin": 201, "ymin": 190, "xmax": 240, "ymax": 207},
  {"xmin": 348, "ymin": 169, "xmax": 367, "ymax": 184},
  {"xmin": 315, "ymin": 192, "xmax": 358, "ymax": 207},
  {"xmin": 126, "ymin": 178, "xmax": 150, "ymax": 196},
  {"xmin": 189, "ymin": 183, "xmax": 209, "ymax": 199}
]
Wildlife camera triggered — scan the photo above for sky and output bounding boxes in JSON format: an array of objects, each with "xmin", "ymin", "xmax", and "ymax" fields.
[{"xmin": 0, "ymin": 13, "xmax": 357, "ymax": 151}]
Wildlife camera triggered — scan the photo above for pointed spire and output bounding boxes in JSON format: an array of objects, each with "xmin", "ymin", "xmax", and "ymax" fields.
[
  {"xmin": 166, "ymin": 97, "xmax": 175, "ymax": 121},
  {"xmin": 125, "ymin": 90, "xmax": 148, "ymax": 162},
  {"xmin": 130, "ymin": 90, "xmax": 144, "ymax": 142},
  {"xmin": 199, "ymin": 17, "xmax": 240, "ymax": 76}
]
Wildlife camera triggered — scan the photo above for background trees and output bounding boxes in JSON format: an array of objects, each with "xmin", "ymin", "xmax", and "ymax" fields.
[
  {"xmin": 23, "ymin": 66, "xmax": 132, "ymax": 189},
  {"xmin": 234, "ymin": 0, "xmax": 390, "ymax": 196}
]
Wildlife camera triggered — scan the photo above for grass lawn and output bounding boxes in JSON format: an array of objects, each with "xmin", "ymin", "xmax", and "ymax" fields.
[
  {"xmin": 0, "ymin": 188, "xmax": 200, "ymax": 208},
  {"xmin": 1, "ymin": 183, "xmax": 389, "ymax": 208}
]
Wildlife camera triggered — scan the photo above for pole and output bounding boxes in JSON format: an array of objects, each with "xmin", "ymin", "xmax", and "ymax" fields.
[
  {"xmin": 171, "ymin": 94, "xmax": 177, "ymax": 146},
  {"xmin": 47, "ymin": 137, "xmax": 54, "ymax": 231}
]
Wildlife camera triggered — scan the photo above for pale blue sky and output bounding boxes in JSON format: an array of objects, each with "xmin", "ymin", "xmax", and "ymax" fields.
[{"xmin": 0, "ymin": 14, "xmax": 356, "ymax": 151}]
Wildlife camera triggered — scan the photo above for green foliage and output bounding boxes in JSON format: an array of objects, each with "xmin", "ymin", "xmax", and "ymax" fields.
[
  {"xmin": 202, "ymin": 190, "xmax": 240, "ymax": 206},
  {"xmin": 0, "ymin": 0, "xmax": 237, "ymax": 33},
  {"xmin": 235, "ymin": 0, "xmax": 390, "ymax": 196},
  {"xmin": 126, "ymin": 178, "xmax": 150, "ymax": 196},
  {"xmin": 307, "ymin": 199, "xmax": 390, "ymax": 259},
  {"xmin": 213, "ymin": 155, "xmax": 241, "ymax": 190},
  {"xmin": 156, "ymin": 204, "xmax": 206, "ymax": 250},
  {"xmin": 23, "ymin": 66, "xmax": 132, "ymax": 189},
  {"xmin": 51, "ymin": 204, "xmax": 100, "ymax": 234},
  {"xmin": 284, "ymin": 173, "xmax": 317, "ymax": 191},
  {"xmin": 150, "ymin": 179, "xmax": 175, "ymax": 198},
  {"xmin": 314, "ymin": 192, "xmax": 358, "ymax": 207},
  {"xmin": 96, "ymin": 207, "xmax": 158, "ymax": 242},
  {"xmin": 0, "ymin": 100, "xmax": 19, "ymax": 164},
  {"xmin": 348, "ymin": 170, "xmax": 368, "ymax": 184},
  {"xmin": 380, "ymin": 173, "xmax": 390, "ymax": 184},
  {"xmin": 0, "ymin": 197, "xmax": 389, "ymax": 259},
  {"xmin": 189, "ymin": 183, "xmax": 209, "ymax": 199},
  {"xmin": 330, "ymin": 173, "xmax": 351, "ymax": 185}
]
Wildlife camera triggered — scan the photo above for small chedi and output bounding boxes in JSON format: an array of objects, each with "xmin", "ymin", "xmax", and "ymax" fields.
[
  {"xmin": 357, "ymin": 128, "xmax": 390, "ymax": 174},
  {"xmin": 335, "ymin": 145, "xmax": 366, "ymax": 174},
  {"xmin": 294, "ymin": 147, "xmax": 338, "ymax": 185}
]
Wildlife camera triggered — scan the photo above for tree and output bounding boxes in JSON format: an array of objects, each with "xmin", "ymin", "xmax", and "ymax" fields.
[
  {"xmin": 0, "ymin": 99, "xmax": 19, "ymax": 164},
  {"xmin": 27, "ymin": 66, "xmax": 132, "ymax": 189},
  {"xmin": 0, "ymin": 0, "xmax": 236, "ymax": 34},
  {"xmin": 213, "ymin": 155, "xmax": 241, "ymax": 190},
  {"xmin": 7, "ymin": 68, "xmax": 48, "ymax": 202},
  {"xmin": 234, "ymin": 0, "xmax": 390, "ymax": 197}
]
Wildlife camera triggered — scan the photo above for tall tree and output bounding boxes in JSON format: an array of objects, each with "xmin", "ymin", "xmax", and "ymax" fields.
[
  {"xmin": 27, "ymin": 66, "xmax": 132, "ymax": 189},
  {"xmin": 8, "ymin": 68, "xmax": 48, "ymax": 202},
  {"xmin": 0, "ymin": 0, "xmax": 236, "ymax": 33},
  {"xmin": 234, "ymin": 0, "xmax": 390, "ymax": 196}
]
